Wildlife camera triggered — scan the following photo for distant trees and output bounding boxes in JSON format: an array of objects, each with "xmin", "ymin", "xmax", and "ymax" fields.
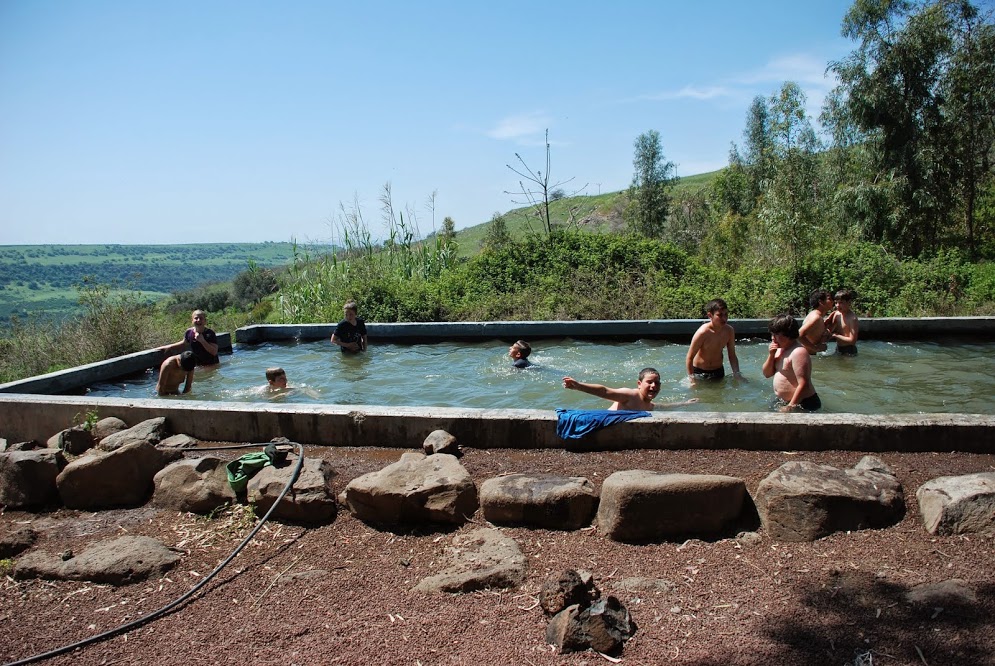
[
  {"xmin": 232, "ymin": 261, "xmax": 278, "ymax": 307},
  {"xmin": 627, "ymin": 130, "xmax": 677, "ymax": 238}
]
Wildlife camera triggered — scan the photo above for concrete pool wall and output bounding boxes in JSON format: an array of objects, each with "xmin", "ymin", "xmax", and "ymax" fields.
[{"xmin": 1, "ymin": 319, "xmax": 993, "ymax": 451}]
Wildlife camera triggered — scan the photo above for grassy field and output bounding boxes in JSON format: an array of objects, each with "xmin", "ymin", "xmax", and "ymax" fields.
[{"xmin": 0, "ymin": 242, "xmax": 325, "ymax": 321}]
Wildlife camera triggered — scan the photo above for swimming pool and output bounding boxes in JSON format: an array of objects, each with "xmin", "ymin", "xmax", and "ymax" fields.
[{"xmin": 84, "ymin": 338, "xmax": 995, "ymax": 415}]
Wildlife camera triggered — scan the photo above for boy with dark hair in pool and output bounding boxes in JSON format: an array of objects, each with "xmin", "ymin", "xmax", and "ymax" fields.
[
  {"xmin": 686, "ymin": 298, "xmax": 741, "ymax": 386},
  {"xmin": 830, "ymin": 289, "xmax": 859, "ymax": 356},
  {"xmin": 157, "ymin": 351, "xmax": 196, "ymax": 396},
  {"xmin": 762, "ymin": 314, "xmax": 821, "ymax": 412},
  {"xmin": 799, "ymin": 289, "xmax": 836, "ymax": 354},
  {"xmin": 265, "ymin": 367, "xmax": 288, "ymax": 390},
  {"xmin": 509, "ymin": 340, "xmax": 532, "ymax": 368},
  {"xmin": 562, "ymin": 368, "xmax": 699, "ymax": 411},
  {"xmin": 330, "ymin": 301, "xmax": 367, "ymax": 353}
]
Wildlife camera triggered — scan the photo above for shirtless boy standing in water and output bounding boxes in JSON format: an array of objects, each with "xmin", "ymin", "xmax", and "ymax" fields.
[
  {"xmin": 686, "ymin": 298, "xmax": 741, "ymax": 386},
  {"xmin": 563, "ymin": 368, "xmax": 699, "ymax": 411},
  {"xmin": 830, "ymin": 289, "xmax": 859, "ymax": 356},
  {"xmin": 798, "ymin": 289, "xmax": 836, "ymax": 354},
  {"xmin": 762, "ymin": 314, "xmax": 821, "ymax": 412},
  {"xmin": 156, "ymin": 351, "xmax": 196, "ymax": 396}
]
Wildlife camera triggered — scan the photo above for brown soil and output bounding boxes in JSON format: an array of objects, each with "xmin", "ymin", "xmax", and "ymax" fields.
[{"xmin": 2, "ymin": 446, "xmax": 994, "ymax": 666}]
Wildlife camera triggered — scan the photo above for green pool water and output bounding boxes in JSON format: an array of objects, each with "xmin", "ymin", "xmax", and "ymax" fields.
[{"xmin": 85, "ymin": 338, "xmax": 995, "ymax": 414}]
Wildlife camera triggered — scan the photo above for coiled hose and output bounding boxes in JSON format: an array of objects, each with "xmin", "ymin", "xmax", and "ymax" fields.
[{"xmin": 4, "ymin": 441, "xmax": 306, "ymax": 666}]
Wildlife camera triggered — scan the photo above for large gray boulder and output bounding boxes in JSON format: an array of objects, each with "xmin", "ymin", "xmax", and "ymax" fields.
[
  {"xmin": 248, "ymin": 458, "xmax": 337, "ymax": 525},
  {"xmin": 0, "ymin": 449, "xmax": 66, "ymax": 508},
  {"xmin": 91, "ymin": 416, "xmax": 128, "ymax": 442},
  {"xmin": 917, "ymin": 472, "xmax": 995, "ymax": 535},
  {"xmin": 14, "ymin": 536, "xmax": 181, "ymax": 585},
  {"xmin": 152, "ymin": 456, "xmax": 237, "ymax": 514},
  {"xmin": 597, "ymin": 470, "xmax": 747, "ymax": 542},
  {"xmin": 755, "ymin": 456, "xmax": 905, "ymax": 541},
  {"xmin": 480, "ymin": 473, "xmax": 598, "ymax": 529},
  {"xmin": 158, "ymin": 434, "xmax": 199, "ymax": 450},
  {"xmin": 57, "ymin": 441, "xmax": 181, "ymax": 510},
  {"xmin": 97, "ymin": 417, "xmax": 169, "ymax": 452},
  {"xmin": 341, "ymin": 452, "xmax": 478, "ymax": 526},
  {"xmin": 413, "ymin": 527, "xmax": 526, "ymax": 593}
]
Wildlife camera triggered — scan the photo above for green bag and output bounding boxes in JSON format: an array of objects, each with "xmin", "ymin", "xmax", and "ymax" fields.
[{"xmin": 225, "ymin": 452, "xmax": 273, "ymax": 494}]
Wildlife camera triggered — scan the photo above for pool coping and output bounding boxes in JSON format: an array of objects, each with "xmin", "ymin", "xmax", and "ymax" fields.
[{"xmin": 1, "ymin": 318, "xmax": 993, "ymax": 451}]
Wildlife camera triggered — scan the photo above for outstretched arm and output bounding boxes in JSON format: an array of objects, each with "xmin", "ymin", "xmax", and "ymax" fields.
[
  {"xmin": 658, "ymin": 397, "xmax": 700, "ymax": 409},
  {"xmin": 562, "ymin": 377, "xmax": 631, "ymax": 404}
]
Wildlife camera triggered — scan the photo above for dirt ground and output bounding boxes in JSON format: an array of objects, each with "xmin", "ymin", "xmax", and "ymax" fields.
[{"xmin": 1, "ymin": 445, "xmax": 994, "ymax": 666}]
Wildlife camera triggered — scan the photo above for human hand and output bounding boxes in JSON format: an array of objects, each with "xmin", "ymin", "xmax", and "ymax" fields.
[
  {"xmin": 562, "ymin": 377, "xmax": 577, "ymax": 390},
  {"xmin": 685, "ymin": 397, "xmax": 700, "ymax": 405},
  {"xmin": 778, "ymin": 404, "xmax": 797, "ymax": 413},
  {"xmin": 768, "ymin": 341, "xmax": 778, "ymax": 354}
]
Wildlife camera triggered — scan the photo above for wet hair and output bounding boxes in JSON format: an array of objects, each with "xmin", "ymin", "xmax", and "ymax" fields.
[
  {"xmin": 638, "ymin": 367, "xmax": 660, "ymax": 381},
  {"xmin": 706, "ymin": 298, "xmax": 728, "ymax": 315},
  {"xmin": 768, "ymin": 314, "xmax": 800, "ymax": 339},
  {"xmin": 513, "ymin": 340, "xmax": 531, "ymax": 359},
  {"xmin": 265, "ymin": 367, "xmax": 286, "ymax": 382},
  {"xmin": 809, "ymin": 289, "xmax": 832, "ymax": 309},
  {"xmin": 835, "ymin": 288, "xmax": 856, "ymax": 303},
  {"xmin": 179, "ymin": 351, "xmax": 197, "ymax": 371},
  {"xmin": 343, "ymin": 301, "xmax": 358, "ymax": 313}
]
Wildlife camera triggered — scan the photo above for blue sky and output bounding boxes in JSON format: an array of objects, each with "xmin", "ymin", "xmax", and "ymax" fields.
[{"xmin": 0, "ymin": 1, "xmax": 855, "ymax": 246}]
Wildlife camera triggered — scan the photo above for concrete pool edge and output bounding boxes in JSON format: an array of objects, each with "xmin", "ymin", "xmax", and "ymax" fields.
[
  {"xmin": 1, "ymin": 394, "xmax": 993, "ymax": 453},
  {"xmin": 233, "ymin": 317, "xmax": 995, "ymax": 343}
]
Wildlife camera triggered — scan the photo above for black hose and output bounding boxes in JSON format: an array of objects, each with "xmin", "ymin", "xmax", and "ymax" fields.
[{"xmin": 3, "ymin": 442, "xmax": 306, "ymax": 666}]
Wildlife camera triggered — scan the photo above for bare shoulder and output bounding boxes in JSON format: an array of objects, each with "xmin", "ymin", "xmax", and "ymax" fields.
[
  {"xmin": 789, "ymin": 344, "xmax": 810, "ymax": 364},
  {"xmin": 692, "ymin": 322, "xmax": 710, "ymax": 338},
  {"xmin": 723, "ymin": 323, "xmax": 736, "ymax": 340}
]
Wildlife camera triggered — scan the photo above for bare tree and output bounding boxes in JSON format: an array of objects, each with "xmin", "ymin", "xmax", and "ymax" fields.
[{"xmin": 504, "ymin": 130, "xmax": 575, "ymax": 237}]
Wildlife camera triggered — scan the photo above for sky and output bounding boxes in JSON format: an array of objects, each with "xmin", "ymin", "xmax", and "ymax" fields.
[{"xmin": 0, "ymin": 1, "xmax": 856, "ymax": 246}]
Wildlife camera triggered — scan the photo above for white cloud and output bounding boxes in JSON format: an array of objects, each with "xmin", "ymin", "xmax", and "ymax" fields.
[
  {"xmin": 486, "ymin": 111, "xmax": 552, "ymax": 141},
  {"xmin": 734, "ymin": 54, "xmax": 834, "ymax": 87},
  {"xmin": 649, "ymin": 85, "xmax": 734, "ymax": 101}
]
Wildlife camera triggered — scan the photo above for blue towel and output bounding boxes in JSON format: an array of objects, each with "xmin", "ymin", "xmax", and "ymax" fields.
[{"xmin": 555, "ymin": 408, "xmax": 651, "ymax": 440}]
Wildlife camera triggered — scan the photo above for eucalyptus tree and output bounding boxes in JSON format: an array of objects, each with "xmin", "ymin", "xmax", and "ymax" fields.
[
  {"xmin": 942, "ymin": 0, "xmax": 995, "ymax": 257},
  {"xmin": 756, "ymin": 82, "xmax": 823, "ymax": 273},
  {"xmin": 627, "ymin": 129, "xmax": 677, "ymax": 238},
  {"xmin": 828, "ymin": 0, "xmax": 995, "ymax": 257}
]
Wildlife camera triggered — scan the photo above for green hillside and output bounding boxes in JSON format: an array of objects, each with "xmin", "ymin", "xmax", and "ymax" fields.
[{"xmin": 453, "ymin": 169, "xmax": 724, "ymax": 256}]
